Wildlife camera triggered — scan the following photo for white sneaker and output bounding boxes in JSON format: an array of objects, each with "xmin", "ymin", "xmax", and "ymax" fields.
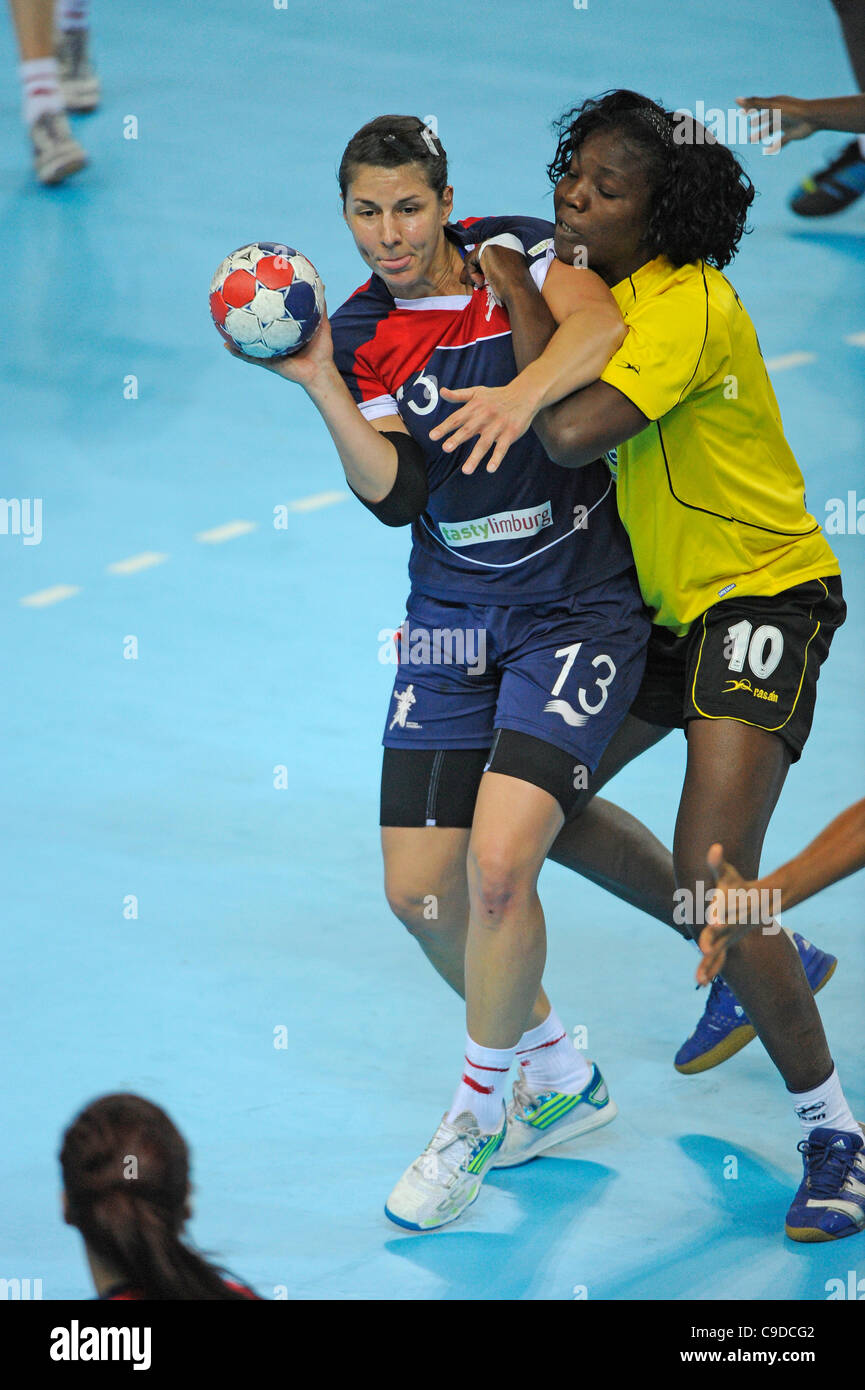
[
  {"xmin": 491, "ymin": 1062, "xmax": 617, "ymax": 1169},
  {"xmin": 385, "ymin": 1108, "xmax": 506, "ymax": 1231},
  {"xmin": 30, "ymin": 111, "xmax": 87, "ymax": 185},
  {"xmin": 56, "ymin": 29, "xmax": 101, "ymax": 112}
]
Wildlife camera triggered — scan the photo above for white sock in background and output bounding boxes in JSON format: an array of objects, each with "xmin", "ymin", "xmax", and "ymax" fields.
[
  {"xmin": 447, "ymin": 1035, "xmax": 513, "ymax": 1134},
  {"xmin": 55, "ymin": 0, "xmax": 90, "ymax": 30},
  {"xmin": 790, "ymin": 1065, "xmax": 860, "ymax": 1138},
  {"xmin": 20, "ymin": 59, "xmax": 64, "ymax": 126},
  {"xmin": 515, "ymin": 1007, "xmax": 592, "ymax": 1094}
]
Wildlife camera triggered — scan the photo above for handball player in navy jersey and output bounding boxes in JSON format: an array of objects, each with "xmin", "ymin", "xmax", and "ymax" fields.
[{"xmin": 224, "ymin": 115, "xmax": 750, "ymax": 1230}]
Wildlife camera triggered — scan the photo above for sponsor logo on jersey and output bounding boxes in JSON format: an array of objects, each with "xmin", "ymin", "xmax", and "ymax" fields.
[
  {"xmin": 604, "ymin": 447, "xmax": 618, "ymax": 478},
  {"xmin": 527, "ymin": 237, "xmax": 555, "ymax": 257},
  {"xmin": 722, "ymin": 677, "xmax": 779, "ymax": 702},
  {"xmin": 439, "ymin": 502, "xmax": 553, "ymax": 547}
]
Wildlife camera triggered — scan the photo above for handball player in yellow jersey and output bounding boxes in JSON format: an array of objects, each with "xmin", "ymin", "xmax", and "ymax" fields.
[{"xmin": 432, "ymin": 89, "xmax": 863, "ymax": 1244}]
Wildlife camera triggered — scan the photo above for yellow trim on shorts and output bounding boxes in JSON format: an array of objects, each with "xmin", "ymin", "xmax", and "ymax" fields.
[{"xmin": 689, "ymin": 578, "xmax": 828, "ymax": 732}]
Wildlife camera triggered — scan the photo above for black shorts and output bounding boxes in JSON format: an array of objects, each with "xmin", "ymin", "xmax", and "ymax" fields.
[{"xmin": 628, "ymin": 576, "xmax": 845, "ymax": 762}]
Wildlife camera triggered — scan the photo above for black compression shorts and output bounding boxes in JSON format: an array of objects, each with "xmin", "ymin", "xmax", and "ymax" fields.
[{"xmin": 380, "ymin": 729, "xmax": 589, "ymax": 827}]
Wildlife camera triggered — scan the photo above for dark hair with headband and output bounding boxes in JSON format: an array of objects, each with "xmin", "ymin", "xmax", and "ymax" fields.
[
  {"xmin": 338, "ymin": 115, "xmax": 449, "ymax": 205},
  {"xmin": 60, "ymin": 1094, "xmax": 254, "ymax": 1300},
  {"xmin": 547, "ymin": 88, "xmax": 754, "ymax": 269}
]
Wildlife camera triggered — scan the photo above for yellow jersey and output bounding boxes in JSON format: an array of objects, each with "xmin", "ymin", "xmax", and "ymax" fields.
[{"xmin": 598, "ymin": 256, "xmax": 839, "ymax": 635}]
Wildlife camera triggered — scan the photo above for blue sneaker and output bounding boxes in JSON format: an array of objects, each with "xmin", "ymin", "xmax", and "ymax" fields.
[
  {"xmin": 786, "ymin": 1127, "xmax": 865, "ymax": 1242},
  {"xmin": 674, "ymin": 931, "xmax": 837, "ymax": 1074},
  {"xmin": 790, "ymin": 139, "xmax": 865, "ymax": 217}
]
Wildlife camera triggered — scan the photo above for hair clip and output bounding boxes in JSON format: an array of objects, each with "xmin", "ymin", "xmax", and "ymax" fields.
[{"xmin": 419, "ymin": 126, "xmax": 439, "ymax": 157}]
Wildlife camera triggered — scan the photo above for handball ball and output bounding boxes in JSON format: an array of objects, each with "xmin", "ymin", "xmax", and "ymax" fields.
[{"xmin": 210, "ymin": 242, "xmax": 324, "ymax": 358}]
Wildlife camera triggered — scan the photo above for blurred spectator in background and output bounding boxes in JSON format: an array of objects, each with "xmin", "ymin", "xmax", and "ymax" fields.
[
  {"xmin": 740, "ymin": 0, "xmax": 865, "ymax": 215},
  {"xmin": 9, "ymin": 0, "xmax": 98, "ymax": 185}
]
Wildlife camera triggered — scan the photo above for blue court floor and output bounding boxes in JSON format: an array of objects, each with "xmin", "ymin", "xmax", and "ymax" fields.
[{"xmin": 1, "ymin": 0, "xmax": 863, "ymax": 1300}]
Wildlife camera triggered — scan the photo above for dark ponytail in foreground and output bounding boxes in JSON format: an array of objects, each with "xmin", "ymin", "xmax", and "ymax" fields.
[{"xmin": 61, "ymin": 1094, "xmax": 252, "ymax": 1300}]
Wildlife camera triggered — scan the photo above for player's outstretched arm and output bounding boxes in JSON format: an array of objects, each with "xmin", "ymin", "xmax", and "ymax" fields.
[
  {"xmin": 224, "ymin": 310, "xmax": 402, "ymax": 505},
  {"xmin": 736, "ymin": 94, "xmax": 865, "ymax": 149},
  {"xmin": 697, "ymin": 800, "xmax": 865, "ymax": 984},
  {"xmin": 429, "ymin": 247, "xmax": 629, "ymax": 473}
]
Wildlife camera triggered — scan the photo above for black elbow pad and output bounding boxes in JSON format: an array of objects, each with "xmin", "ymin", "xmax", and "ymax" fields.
[{"xmin": 349, "ymin": 431, "xmax": 428, "ymax": 526}]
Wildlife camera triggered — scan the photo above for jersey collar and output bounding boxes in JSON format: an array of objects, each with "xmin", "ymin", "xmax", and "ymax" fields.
[{"xmin": 614, "ymin": 254, "xmax": 694, "ymax": 302}]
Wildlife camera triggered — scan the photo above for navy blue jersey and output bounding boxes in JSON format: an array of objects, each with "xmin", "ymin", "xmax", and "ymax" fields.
[{"xmin": 330, "ymin": 215, "xmax": 634, "ymax": 605}]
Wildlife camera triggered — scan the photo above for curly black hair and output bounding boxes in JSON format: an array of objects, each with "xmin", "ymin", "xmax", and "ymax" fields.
[{"xmin": 547, "ymin": 89, "xmax": 755, "ymax": 269}]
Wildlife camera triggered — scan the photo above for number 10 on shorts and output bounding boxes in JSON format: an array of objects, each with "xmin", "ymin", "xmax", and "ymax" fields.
[{"xmin": 724, "ymin": 621, "xmax": 784, "ymax": 680}]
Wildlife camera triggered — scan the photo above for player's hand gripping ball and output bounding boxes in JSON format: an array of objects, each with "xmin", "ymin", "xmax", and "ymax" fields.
[{"xmin": 209, "ymin": 242, "xmax": 324, "ymax": 358}]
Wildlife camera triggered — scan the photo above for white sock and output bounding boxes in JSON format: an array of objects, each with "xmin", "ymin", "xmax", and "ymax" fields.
[
  {"xmin": 447, "ymin": 1034, "xmax": 513, "ymax": 1134},
  {"xmin": 515, "ymin": 1007, "xmax": 592, "ymax": 1094},
  {"xmin": 790, "ymin": 1065, "xmax": 860, "ymax": 1138},
  {"xmin": 55, "ymin": 0, "xmax": 90, "ymax": 30},
  {"xmin": 20, "ymin": 59, "xmax": 64, "ymax": 125},
  {"xmin": 858, "ymin": 133, "xmax": 865, "ymax": 160}
]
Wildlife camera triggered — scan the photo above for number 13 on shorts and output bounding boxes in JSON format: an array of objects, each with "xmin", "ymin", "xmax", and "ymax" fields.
[{"xmin": 545, "ymin": 641, "xmax": 618, "ymax": 724}]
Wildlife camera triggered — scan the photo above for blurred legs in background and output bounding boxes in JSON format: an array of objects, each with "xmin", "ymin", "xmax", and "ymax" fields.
[{"xmin": 9, "ymin": 0, "xmax": 97, "ymax": 184}]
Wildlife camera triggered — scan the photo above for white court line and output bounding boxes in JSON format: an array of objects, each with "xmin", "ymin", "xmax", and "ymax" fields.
[
  {"xmin": 845, "ymin": 331, "xmax": 865, "ymax": 347},
  {"xmin": 106, "ymin": 552, "xmax": 169, "ymax": 575},
  {"xmin": 289, "ymin": 491, "xmax": 349, "ymax": 512},
  {"xmin": 765, "ymin": 352, "xmax": 817, "ymax": 371},
  {"xmin": 20, "ymin": 584, "xmax": 81, "ymax": 607},
  {"xmin": 196, "ymin": 520, "xmax": 257, "ymax": 544}
]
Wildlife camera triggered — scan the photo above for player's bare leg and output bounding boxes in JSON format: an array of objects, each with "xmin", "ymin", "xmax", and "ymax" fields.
[
  {"xmin": 384, "ymin": 772, "xmax": 614, "ymax": 1229},
  {"xmin": 382, "ymin": 824, "xmax": 552, "ymax": 1026},
  {"xmin": 463, "ymin": 773, "xmax": 563, "ymax": 1047},
  {"xmin": 674, "ymin": 718, "xmax": 863, "ymax": 1242},
  {"xmin": 549, "ymin": 714, "xmax": 679, "ymax": 928},
  {"xmin": 551, "ymin": 713, "xmax": 837, "ymax": 1073},
  {"xmin": 10, "ymin": 0, "xmax": 87, "ymax": 182},
  {"xmin": 9, "ymin": 0, "xmax": 53, "ymax": 57},
  {"xmin": 674, "ymin": 720, "xmax": 831, "ymax": 1087}
]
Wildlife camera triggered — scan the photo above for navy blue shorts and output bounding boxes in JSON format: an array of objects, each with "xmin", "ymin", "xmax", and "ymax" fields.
[{"xmin": 381, "ymin": 568, "xmax": 651, "ymax": 773}]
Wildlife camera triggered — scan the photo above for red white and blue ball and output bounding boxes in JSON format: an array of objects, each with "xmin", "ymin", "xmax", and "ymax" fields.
[{"xmin": 210, "ymin": 242, "xmax": 324, "ymax": 358}]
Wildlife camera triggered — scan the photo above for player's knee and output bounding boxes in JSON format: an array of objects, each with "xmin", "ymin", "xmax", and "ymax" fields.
[
  {"xmin": 383, "ymin": 875, "xmax": 454, "ymax": 936},
  {"xmin": 467, "ymin": 842, "xmax": 533, "ymax": 922}
]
